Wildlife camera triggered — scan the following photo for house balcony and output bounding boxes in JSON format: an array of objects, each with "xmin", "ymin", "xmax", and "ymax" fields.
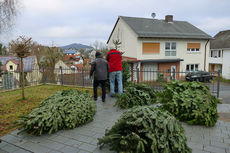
[{"xmin": 209, "ymin": 57, "xmax": 223, "ymax": 64}]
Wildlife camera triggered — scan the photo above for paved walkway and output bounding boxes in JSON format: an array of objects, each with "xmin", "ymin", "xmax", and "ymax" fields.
[{"xmin": 1, "ymin": 96, "xmax": 230, "ymax": 153}]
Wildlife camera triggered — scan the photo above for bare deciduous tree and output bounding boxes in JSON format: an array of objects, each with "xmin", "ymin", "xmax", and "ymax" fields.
[
  {"xmin": 90, "ymin": 40, "xmax": 109, "ymax": 57},
  {"xmin": 10, "ymin": 36, "xmax": 32, "ymax": 100},
  {"xmin": 40, "ymin": 46, "xmax": 64, "ymax": 83},
  {"xmin": 40, "ymin": 47, "xmax": 64, "ymax": 68},
  {"xmin": 92, "ymin": 40, "xmax": 99, "ymax": 50},
  {"xmin": 0, "ymin": 0, "xmax": 19, "ymax": 33}
]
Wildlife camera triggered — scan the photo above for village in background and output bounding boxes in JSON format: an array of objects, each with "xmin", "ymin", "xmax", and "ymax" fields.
[{"xmin": 0, "ymin": 40, "xmax": 110, "ymax": 90}]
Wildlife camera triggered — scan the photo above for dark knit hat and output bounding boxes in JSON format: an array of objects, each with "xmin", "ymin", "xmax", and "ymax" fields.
[{"xmin": 95, "ymin": 52, "xmax": 102, "ymax": 58}]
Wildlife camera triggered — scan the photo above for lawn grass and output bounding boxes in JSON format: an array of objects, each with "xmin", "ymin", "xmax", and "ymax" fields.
[{"xmin": 0, "ymin": 84, "xmax": 96, "ymax": 137}]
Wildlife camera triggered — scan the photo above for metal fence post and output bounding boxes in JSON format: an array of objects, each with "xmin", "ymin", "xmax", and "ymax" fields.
[
  {"xmin": 60, "ymin": 66, "xmax": 63, "ymax": 85},
  {"xmin": 137, "ymin": 68, "xmax": 139, "ymax": 83},
  {"xmin": 82, "ymin": 67, "xmax": 85, "ymax": 87},
  {"xmin": 42, "ymin": 68, "xmax": 46, "ymax": 84},
  {"xmin": 217, "ymin": 70, "xmax": 220, "ymax": 98}
]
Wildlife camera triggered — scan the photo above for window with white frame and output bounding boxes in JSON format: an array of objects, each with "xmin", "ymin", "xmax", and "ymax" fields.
[
  {"xmin": 186, "ymin": 64, "xmax": 199, "ymax": 72},
  {"xmin": 210, "ymin": 50, "xmax": 222, "ymax": 58},
  {"xmin": 165, "ymin": 42, "xmax": 176, "ymax": 56}
]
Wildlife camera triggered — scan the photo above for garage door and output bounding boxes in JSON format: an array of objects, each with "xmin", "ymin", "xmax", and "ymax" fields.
[{"xmin": 143, "ymin": 63, "xmax": 158, "ymax": 81}]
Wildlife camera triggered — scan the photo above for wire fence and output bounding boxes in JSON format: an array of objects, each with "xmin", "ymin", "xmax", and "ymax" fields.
[
  {"xmin": 131, "ymin": 68, "xmax": 221, "ymax": 97},
  {"xmin": 0, "ymin": 67, "xmax": 221, "ymax": 98}
]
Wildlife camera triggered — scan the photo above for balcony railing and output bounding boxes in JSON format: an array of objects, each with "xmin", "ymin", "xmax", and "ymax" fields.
[{"xmin": 209, "ymin": 57, "xmax": 223, "ymax": 64}]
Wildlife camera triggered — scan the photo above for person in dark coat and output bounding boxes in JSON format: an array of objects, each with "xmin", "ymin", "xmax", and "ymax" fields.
[{"xmin": 90, "ymin": 52, "xmax": 109, "ymax": 102}]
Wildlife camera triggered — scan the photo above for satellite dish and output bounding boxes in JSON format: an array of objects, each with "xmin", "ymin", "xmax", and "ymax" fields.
[{"xmin": 151, "ymin": 13, "xmax": 156, "ymax": 19}]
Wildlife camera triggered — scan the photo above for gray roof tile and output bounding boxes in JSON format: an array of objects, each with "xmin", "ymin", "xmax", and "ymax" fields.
[
  {"xmin": 210, "ymin": 30, "xmax": 230, "ymax": 49},
  {"xmin": 120, "ymin": 16, "xmax": 212, "ymax": 39}
]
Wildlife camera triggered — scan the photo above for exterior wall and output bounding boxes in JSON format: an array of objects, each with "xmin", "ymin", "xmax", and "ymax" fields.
[
  {"xmin": 25, "ymin": 58, "xmax": 42, "ymax": 85},
  {"xmin": 158, "ymin": 62, "xmax": 180, "ymax": 80},
  {"xmin": 107, "ymin": 18, "xmax": 139, "ymax": 58},
  {"xmin": 6, "ymin": 61, "xmax": 17, "ymax": 72},
  {"xmin": 6, "ymin": 61, "xmax": 19, "ymax": 81},
  {"xmin": 222, "ymin": 50, "xmax": 230, "ymax": 79},
  {"xmin": 136, "ymin": 38, "xmax": 209, "ymax": 72},
  {"xmin": 55, "ymin": 60, "xmax": 73, "ymax": 74}
]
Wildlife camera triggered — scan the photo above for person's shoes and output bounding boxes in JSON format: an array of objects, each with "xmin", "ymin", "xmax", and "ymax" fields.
[
  {"xmin": 102, "ymin": 99, "xmax": 105, "ymax": 102},
  {"xmin": 94, "ymin": 98, "xmax": 97, "ymax": 101},
  {"xmin": 110, "ymin": 94, "xmax": 116, "ymax": 97}
]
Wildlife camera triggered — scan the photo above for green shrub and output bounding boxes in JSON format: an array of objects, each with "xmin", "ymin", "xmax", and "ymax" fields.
[
  {"xmin": 115, "ymin": 83, "xmax": 156, "ymax": 109},
  {"xmin": 158, "ymin": 81, "xmax": 218, "ymax": 127},
  {"xmin": 122, "ymin": 61, "xmax": 131, "ymax": 86},
  {"xmin": 98, "ymin": 106, "xmax": 191, "ymax": 153},
  {"xmin": 17, "ymin": 90, "xmax": 96, "ymax": 135}
]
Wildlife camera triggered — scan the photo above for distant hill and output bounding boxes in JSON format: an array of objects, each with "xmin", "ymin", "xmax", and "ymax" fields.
[{"xmin": 61, "ymin": 43, "xmax": 92, "ymax": 50}]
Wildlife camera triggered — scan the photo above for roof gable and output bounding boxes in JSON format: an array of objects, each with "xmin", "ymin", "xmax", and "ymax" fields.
[{"xmin": 6, "ymin": 59, "xmax": 19, "ymax": 65}]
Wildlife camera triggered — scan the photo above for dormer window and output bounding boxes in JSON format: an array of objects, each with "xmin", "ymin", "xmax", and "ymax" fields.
[{"xmin": 10, "ymin": 65, "xmax": 13, "ymax": 70}]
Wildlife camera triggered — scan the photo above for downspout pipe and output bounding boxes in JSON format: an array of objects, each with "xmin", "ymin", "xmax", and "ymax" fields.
[{"xmin": 204, "ymin": 39, "xmax": 210, "ymax": 71}]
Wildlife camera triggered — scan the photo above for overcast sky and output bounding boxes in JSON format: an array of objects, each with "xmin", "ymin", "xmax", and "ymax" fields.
[{"xmin": 2, "ymin": 0, "xmax": 230, "ymax": 46}]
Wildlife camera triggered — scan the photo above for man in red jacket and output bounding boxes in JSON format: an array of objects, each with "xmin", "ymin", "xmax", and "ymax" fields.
[{"xmin": 106, "ymin": 49, "xmax": 123, "ymax": 96}]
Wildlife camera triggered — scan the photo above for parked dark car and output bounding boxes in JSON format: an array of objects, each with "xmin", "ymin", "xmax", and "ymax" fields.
[{"xmin": 186, "ymin": 71, "xmax": 213, "ymax": 82}]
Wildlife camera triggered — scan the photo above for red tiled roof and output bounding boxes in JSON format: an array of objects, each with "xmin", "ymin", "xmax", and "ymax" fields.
[
  {"xmin": 64, "ymin": 54, "xmax": 82, "ymax": 61},
  {"xmin": 64, "ymin": 55, "xmax": 76, "ymax": 61},
  {"xmin": 122, "ymin": 56, "xmax": 139, "ymax": 62},
  {"xmin": 73, "ymin": 64, "xmax": 83, "ymax": 70},
  {"xmin": 7, "ymin": 59, "xmax": 19, "ymax": 65}
]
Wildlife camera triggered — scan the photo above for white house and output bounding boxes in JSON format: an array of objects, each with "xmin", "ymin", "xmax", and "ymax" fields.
[
  {"xmin": 54, "ymin": 60, "xmax": 74, "ymax": 74},
  {"xmin": 107, "ymin": 15, "xmax": 212, "ymax": 81},
  {"xmin": 209, "ymin": 30, "xmax": 230, "ymax": 79}
]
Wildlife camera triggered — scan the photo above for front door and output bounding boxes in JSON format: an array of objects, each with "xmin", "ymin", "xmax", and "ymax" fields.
[{"xmin": 211, "ymin": 64, "xmax": 215, "ymax": 72}]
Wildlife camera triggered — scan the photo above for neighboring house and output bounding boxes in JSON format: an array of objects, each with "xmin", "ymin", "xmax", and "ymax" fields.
[
  {"xmin": 74, "ymin": 55, "xmax": 84, "ymax": 64},
  {"xmin": 54, "ymin": 60, "xmax": 74, "ymax": 74},
  {"xmin": 64, "ymin": 54, "xmax": 84, "ymax": 65},
  {"xmin": 209, "ymin": 30, "xmax": 230, "ymax": 79},
  {"xmin": 107, "ymin": 15, "xmax": 212, "ymax": 81},
  {"xmin": 0, "ymin": 56, "xmax": 42, "ymax": 85}
]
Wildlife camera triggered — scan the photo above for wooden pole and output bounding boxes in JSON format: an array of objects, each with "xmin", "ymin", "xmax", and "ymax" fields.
[{"xmin": 21, "ymin": 57, "xmax": 25, "ymax": 100}]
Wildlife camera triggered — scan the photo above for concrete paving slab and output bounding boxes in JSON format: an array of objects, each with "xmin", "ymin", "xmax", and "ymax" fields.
[{"xmin": 1, "ymin": 95, "xmax": 230, "ymax": 153}]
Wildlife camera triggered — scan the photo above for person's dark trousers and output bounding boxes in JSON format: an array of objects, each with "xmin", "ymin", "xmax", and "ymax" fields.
[{"xmin": 93, "ymin": 80, "xmax": 106, "ymax": 101}]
